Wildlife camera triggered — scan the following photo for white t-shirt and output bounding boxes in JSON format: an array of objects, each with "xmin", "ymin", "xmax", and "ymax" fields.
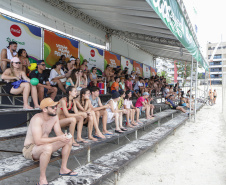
[
  {"xmin": 49, "ymin": 69, "xmax": 65, "ymax": 85},
  {"xmin": 134, "ymin": 81, "xmax": 143, "ymax": 90},
  {"xmin": 124, "ymin": 99, "xmax": 132, "ymax": 109}
]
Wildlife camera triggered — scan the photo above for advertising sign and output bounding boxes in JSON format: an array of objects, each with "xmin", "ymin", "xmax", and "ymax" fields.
[
  {"xmin": 0, "ymin": 15, "xmax": 41, "ymax": 63},
  {"xmin": 133, "ymin": 61, "xmax": 143, "ymax": 77},
  {"xmin": 121, "ymin": 56, "xmax": 133, "ymax": 74},
  {"xmin": 150, "ymin": 67, "xmax": 157, "ymax": 76},
  {"xmin": 104, "ymin": 51, "xmax": 121, "ymax": 69},
  {"xmin": 44, "ymin": 30, "xmax": 79, "ymax": 67},
  {"xmin": 80, "ymin": 42, "xmax": 104, "ymax": 75},
  {"xmin": 143, "ymin": 64, "xmax": 151, "ymax": 78}
]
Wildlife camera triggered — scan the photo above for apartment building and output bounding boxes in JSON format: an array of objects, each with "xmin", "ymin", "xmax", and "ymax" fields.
[{"xmin": 207, "ymin": 42, "xmax": 226, "ymax": 85}]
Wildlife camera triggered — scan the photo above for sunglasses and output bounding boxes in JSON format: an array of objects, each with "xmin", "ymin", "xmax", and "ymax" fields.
[
  {"xmin": 47, "ymin": 105, "xmax": 57, "ymax": 109},
  {"xmin": 14, "ymin": 62, "xmax": 21, "ymax": 64}
]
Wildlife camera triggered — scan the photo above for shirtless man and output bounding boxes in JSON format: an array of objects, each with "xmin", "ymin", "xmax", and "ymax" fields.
[
  {"xmin": 213, "ymin": 89, "xmax": 217, "ymax": 104},
  {"xmin": 0, "ymin": 41, "xmax": 18, "ymax": 72},
  {"xmin": 23, "ymin": 98, "xmax": 77, "ymax": 185},
  {"xmin": 209, "ymin": 89, "xmax": 214, "ymax": 105}
]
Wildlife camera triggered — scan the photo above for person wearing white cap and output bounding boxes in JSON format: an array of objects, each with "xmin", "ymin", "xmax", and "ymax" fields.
[
  {"xmin": 66, "ymin": 57, "xmax": 76, "ymax": 71},
  {"xmin": 1, "ymin": 57, "xmax": 39, "ymax": 109},
  {"xmin": 23, "ymin": 98, "xmax": 78, "ymax": 185}
]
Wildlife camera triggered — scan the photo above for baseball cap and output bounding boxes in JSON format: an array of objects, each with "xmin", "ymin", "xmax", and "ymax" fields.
[
  {"xmin": 112, "ymin": 92, "xmax": 120, "ymax": 99},
  {"xmin": 11, "ymin": 57, "xmax": 20, "ymax": 63},
  {"xmin": 40, "ymin": 98, "xmax": 59, "ymax": 109},
  {"xmin": 37, "ymin": 60, "xmax": 45, "ymax": 65},
  {"xmin": 143, "ymin": 92, "xmax": 150, "ymax": 96}
]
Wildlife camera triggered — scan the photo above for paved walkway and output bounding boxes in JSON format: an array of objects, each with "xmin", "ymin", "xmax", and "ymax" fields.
[{"xmin": 117, "ymin": 86, "xmax": 226, "ymax": 185}]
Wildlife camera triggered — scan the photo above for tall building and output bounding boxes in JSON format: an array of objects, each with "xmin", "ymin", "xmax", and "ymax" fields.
[{"xmin": 207, "ymin": 42, "xmax": 226, "ymax": 85}]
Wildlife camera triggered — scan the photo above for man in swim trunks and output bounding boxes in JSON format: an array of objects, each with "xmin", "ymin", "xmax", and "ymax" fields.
[
  {"xmin": 213, "ymin": 89, "xmax": 217, "ymax": 104},
  {"xmin": 23, "ymin": 98, "xmax": 77, "ymax": 185}
]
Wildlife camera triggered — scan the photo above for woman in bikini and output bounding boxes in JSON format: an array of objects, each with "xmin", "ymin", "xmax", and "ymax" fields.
[
  {"xmin": 57, "ymin": 86, "xmax": 85, "ymax": 146},
  {"xmin": 1, "ymin": 57, "xmax": 39, "ymax": 109},
  {"xmin": 75, "ymin": 88, "xmax": 105, "ymax": 141},
  {"xmin": 18, "ymin": 49, "xmax": 30, "ymax": 73}
]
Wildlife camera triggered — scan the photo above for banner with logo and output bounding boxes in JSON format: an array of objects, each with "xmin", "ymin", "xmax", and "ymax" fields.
[
  {"xmin": 146, "ymin": 0, "xmax": 208, "ymax": 70},
  {"xmin": 104, "ymin": 51, "xmax": 121, "ymax": 69},
  {"xmin": 143, "ymin": 64, "xmax": 151, "ymax": 78},
  {"xmin": 80, "ymin": 42, "xmax": 104, "ymax": 75},
  {"xmin": 150, "ymin": 67, "xmax": 157, "ymax": 76},
  {"xmin": 133, "ymin": 61, "xmax": 143, "ymax": 77},
  {"xmin": 0, "ymin": 15, "xmax": 41, "ymax": 63},
  {"xmin": 44, "ymin": 30, "xmax": 79, "ymax": 68},
  {"xmin": 121, "ymin": 56, "xmax": 133, "ymax": 74}
]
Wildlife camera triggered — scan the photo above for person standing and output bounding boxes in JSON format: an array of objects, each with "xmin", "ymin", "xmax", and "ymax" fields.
[{"xmin": 23, "ymin": 98, "xmax": 78, "ymax": 185}]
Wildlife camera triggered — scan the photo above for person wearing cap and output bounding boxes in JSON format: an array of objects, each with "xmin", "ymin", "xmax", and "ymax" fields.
[
  {"xmin": 66, "ymin": 57, "xmax": 76, "ymax": 71},
  {"xmin": 29, "ymin": 60, "xmax": 57, "ymax": 102},
  {"xmin": 23, "ymin": 98, "xmax": 78, "ymax": 185},
  {"xmin": 0, "ymin": 41, "xmax": 18, "ymax": 72},
  {"xmin": 2, "ymin": 57, "xmax": 40, "ymax": 109},
  {"xmin": 49, "ymin": 61, "xmax": 71, "ymax": 94},
  {"xmin": 106, "ymin": 91, "xmax": 127, "ymax": 133},
  {"xmin": 135, "ymin": 92, "xmax": 153, "ymax": 119}
]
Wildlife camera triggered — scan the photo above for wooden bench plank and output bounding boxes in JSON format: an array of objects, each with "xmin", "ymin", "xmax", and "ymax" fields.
[{"xmin": 0, "ymin": 108, "xmax": 178, "ymax": 180}]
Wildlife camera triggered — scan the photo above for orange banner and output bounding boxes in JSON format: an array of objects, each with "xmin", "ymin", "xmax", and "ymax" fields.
[
  {"xmin": 44, "ymin": 30, "xmax": 79, "ymax": 67},
  {"xmin": 133, "ymin": 61, "xmax": 143, "ymax": 77},
  {"xmin": 104, "ymin": 51, "xmax": 121, "ymax": 69}
]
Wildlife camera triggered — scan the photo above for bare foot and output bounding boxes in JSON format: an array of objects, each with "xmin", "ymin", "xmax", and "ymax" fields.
[
  {"xmin": 23, "ymin": 105, "xmax": 33, "ymax": 110},
  {"xmin": 127, "ymin": 124, "xmax": 134, "ymax": 128},
  {"xmin": 132, "ymin": 122, "xmax": 139, "ymax": 126},
  {"xmin": 89, "ymin": 136, "xmax": 98, "ymax": 141},
  {"xmin": 137, "ymin": 120, "xmax": 143, "ymax": 124}
]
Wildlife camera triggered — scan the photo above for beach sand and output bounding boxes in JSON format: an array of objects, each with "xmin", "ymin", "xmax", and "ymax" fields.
[{"xmin": 117, "ymin": 86, "xmax": 226, "ymax": 185}]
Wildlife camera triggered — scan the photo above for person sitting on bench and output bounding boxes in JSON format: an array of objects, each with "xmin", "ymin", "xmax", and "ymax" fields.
[
  {"xmin": 1, "ymin": 57, "xmax": 39, "ymax": 109},
  {"xmin": 89, "ymin": 86, "xmax": 113, "ymax": 135},
  {"xmin": 23, "ymin": 98, "xmax": 78, "ymax": 185},
  {"xmin": 135, "ymin": 92, "xmax": 154, "ymax": 119},
  {"xmin": 29, "ymin": 60, "xmax": 57, "ymax": 102},
  {"xmin": 106, "ymin": 91, "xmax": 127, "ymax": 133},
  {"xmin": 165, "ymin": 95, "xmax": 187, "ymax": 113},
  {"xmin": 57, "ymin": 86, "xmax": 87, "ymax": 146}
]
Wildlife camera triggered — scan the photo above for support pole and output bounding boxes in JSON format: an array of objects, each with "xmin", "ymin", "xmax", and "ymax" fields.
[
  {"xmin": 195, "ymin": 62, "xmax": 198, "ymax": 122},
  {"xmin": 189, "ymin": 56, "xmax": 194, "ymax": 121}
]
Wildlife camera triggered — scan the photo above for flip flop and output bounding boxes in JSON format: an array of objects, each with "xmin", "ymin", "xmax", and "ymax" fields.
[
  {"xmin": 115, "ymin": 130, "xmax": 123, "ymax": 134},
  {"xmin": 120, "ymin": 128, "xmax": 127, "ymax": 131},
  {"xmin": 36, "ymin": 183, "xmax": 49, "ymax": 185},
  {"xmin": 59, "ymin": 171, "xmax": 78, "ymax": 176},
  {"xmin": 77, "ymin": 140, "xmax": 88, "ymax": 143},
  {"xmin": 72, "ymin": 143, "xmax": 80, "ymax": 147},
  {"xmin": 93, "ymin": 135, "xmax": 102, "ymax": 139},
  {"xmin": 104, "ymin": 133, "xmax": 113, "ymax": 135}
]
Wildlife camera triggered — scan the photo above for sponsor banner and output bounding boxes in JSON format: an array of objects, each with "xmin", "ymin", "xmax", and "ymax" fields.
[
  {"xmin": 150, "ymin": 67, "xmax": 157, "ymax": 76},
  {"xmin": 146, "ymin": 0, "xmax": 208, "ymax": 70},
  {"xmin": 0, "ymin": 15, "xmax": 41, "ymax": 63},
  {"xmin": 143, "ymin": 64, "xmax": 151, "ymax": 78},
  {"xmin": 174, "ymin": 61, "xmax": 178, "ymax": 83},
  {"xmin": 133, "ymin": 61, "xmax": 143, "ymax": 77},
  {"xmin": 121, "ymin": 56, "xmax": 133, "ymax": 74},
  {"xmin": 104, "ymin": 51, "xmax": 121, "ymax": 69},
  {"xmin": 44, "ymin": 30, "xmax": 79, "ymax": 68},
  {"xmin": 80, "ymin": 42, "xmax": 104, "ymax": 75}
]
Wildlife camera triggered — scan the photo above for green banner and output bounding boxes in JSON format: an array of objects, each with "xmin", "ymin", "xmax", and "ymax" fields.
[{"xmin": 146, "ymin": 0, "xmax": 208, "ymax": 71}]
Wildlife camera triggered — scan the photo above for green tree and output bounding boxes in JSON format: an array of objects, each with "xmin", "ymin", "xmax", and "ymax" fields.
[{"xmin": 177, "ymin": 62, "xmax": 191, "ymax": 86}]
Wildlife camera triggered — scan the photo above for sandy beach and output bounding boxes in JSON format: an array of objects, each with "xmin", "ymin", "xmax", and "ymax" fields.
[{"xmin": 117, "ymin": 86, "xmax": 226, "ymax": 185}]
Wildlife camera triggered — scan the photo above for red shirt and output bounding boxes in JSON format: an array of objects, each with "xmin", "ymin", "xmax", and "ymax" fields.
[{"xmin": 125, "ymin": 80, "xmax": 132, "ymax": 91}]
